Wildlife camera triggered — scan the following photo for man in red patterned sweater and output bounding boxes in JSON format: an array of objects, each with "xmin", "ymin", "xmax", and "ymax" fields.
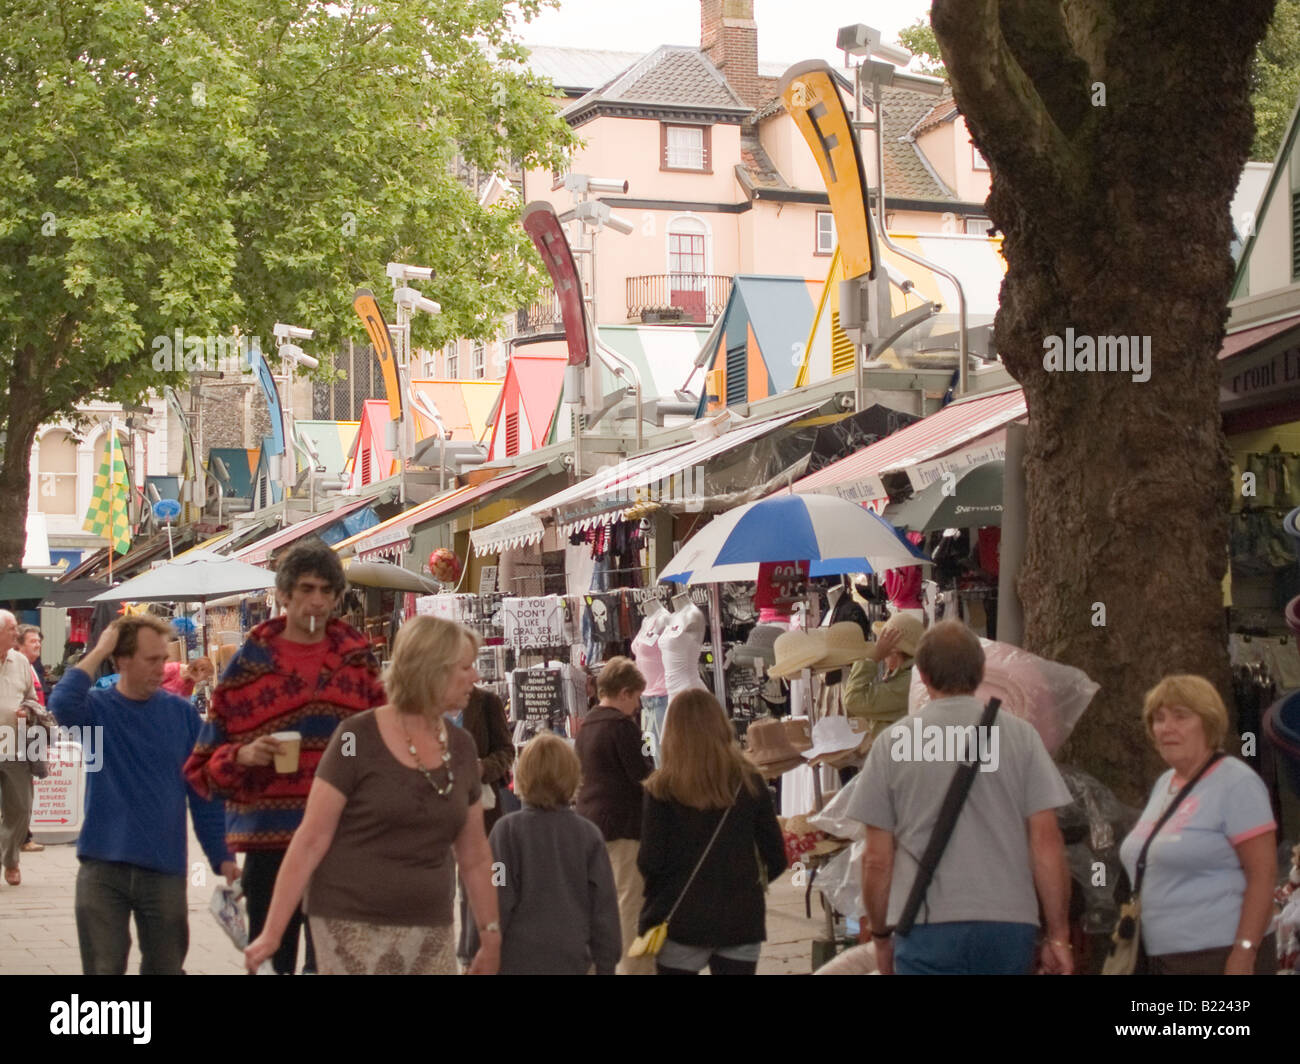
[{"xmin": 184, "ymin": 539, "xmax": 384, "ymax": 974}]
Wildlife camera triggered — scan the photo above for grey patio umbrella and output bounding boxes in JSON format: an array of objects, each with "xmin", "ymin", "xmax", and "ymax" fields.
[
  {"xmin": 883, "ymin": 461, "xmax": 1005, "ymax": 532},
  {"xmin": 87, "ymin": 551, "xmax": 276, "ymax": 603},
  {"xmin": 344, "ymin": 560, "xmax": 440, "ymax": 594}
]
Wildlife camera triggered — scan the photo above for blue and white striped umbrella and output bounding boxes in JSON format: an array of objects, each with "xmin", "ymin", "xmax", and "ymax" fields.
[{"xmin": 659, "ymin": 493, "xmax": 929, "ymax": 584}]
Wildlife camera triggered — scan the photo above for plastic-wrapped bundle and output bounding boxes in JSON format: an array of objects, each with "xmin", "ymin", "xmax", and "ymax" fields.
[
  {"xmin": 907, "ymin": 638, "xmax": 1099, "ymax": 754},
  {"xmin": 1056, "ymin": 766, "xmax": 1140, "ymax": 934}
]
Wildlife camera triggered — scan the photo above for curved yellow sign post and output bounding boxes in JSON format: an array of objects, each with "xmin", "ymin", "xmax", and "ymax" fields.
[{"xmin": 779, "ymin": 60, "xmax": 877, "ymax": 281}]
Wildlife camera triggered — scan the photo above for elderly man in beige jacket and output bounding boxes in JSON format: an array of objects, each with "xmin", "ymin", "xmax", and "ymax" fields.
[{"xmin": 0, "ymin": 610, "xmax": 39, "ymax": 884}]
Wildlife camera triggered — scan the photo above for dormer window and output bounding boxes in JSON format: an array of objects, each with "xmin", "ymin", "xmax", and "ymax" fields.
[{"xmin": 662, "ymin": 123, "xmax": 711, "ymax": 172}]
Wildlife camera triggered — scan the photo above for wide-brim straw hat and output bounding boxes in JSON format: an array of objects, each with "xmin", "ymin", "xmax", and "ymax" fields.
[
  {"xmin": 816, "ymin": 621, "xmax": 874, "ymax": 668},
  {"xmin": 769, "ymin": 629, "xmax": 827, "ymax": 678},
  {"xmin": 870, "ymin": 612, "xmax": 925, "ymax": 658}
]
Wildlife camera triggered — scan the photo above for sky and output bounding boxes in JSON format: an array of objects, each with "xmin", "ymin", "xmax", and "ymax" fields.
[{"xmin": 515, "ymin": 0, "xmax": 935, "ymax": 67}]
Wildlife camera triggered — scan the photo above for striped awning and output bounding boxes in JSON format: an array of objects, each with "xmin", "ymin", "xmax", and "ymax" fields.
[
  {"xmin": 232, "ymin": 496, "xmax": 376, "ymax": 565},
  {"xmin": 793, "ymin": 388, "xmax": 1027, "ymax": 503},
  {"xmin": 471, "ymin": 406, "xmax": 818, "ymax": 556},
  {"xmin": 335, "ymin": 467, "xmax": 542, "ymax": 561}
]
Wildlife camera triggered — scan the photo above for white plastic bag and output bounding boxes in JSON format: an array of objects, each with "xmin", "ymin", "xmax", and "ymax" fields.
[
  {"xmin": 808, "ymin": 840, "xmax": 866, "ymax": 918},
  {"xmin": 807, "ymin": 772, "xmax": 866, "ymax": 842},
  {"xmin": 210, "ymin": 881, "xmax": 275, "ymax": 974},
  {"xmin": 907, "ymin": 638, "xmax": 1099, "ymax": 754}
]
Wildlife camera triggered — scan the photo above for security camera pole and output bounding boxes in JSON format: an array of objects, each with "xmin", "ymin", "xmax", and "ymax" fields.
[
  {"xmin": 836, "ymin": 25, "xmax": 971, "ymax": 400},
  {"xmin": 272, "ymin": 322, "xmax": 319, "ymax": 506},
  {"xmin": 386, "ymin": 263, "xmax": 440, "ymax": 501},
  {"xmin": 561, "ymin": 175, "xmax": 644, "ymax": 451}
]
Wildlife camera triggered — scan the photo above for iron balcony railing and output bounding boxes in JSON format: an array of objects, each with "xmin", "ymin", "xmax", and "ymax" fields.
[
  {"xmin": 515, "ymin": 287, "xmax": 565, "ymax": 335},
  {"xmin": 626, "ymin": 273, "xmax": 732, "ymax": 325}
]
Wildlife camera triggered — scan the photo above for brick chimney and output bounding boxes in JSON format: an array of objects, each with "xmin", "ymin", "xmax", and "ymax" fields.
[{"xmin": 700, "ymin": 0, "xmax": 776, "ymax": 109}]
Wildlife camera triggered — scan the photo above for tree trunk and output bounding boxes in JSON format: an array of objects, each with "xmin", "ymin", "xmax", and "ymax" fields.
[
  {"xmin": 0, "ymin": 392, "xmax": 43, "ymax": 573},
  {"xmin": 932, "ymin": 0, "xmax": 1277, "ymax": 803}
]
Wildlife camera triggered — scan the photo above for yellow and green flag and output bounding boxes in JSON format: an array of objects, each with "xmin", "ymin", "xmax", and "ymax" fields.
[{"xmin": 83, "ymin": 431, "xmax": 132, "ymax": 555}]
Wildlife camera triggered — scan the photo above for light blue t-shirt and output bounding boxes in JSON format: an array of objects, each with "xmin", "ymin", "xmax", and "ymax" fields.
[{"xmin": 1119, "ymin": 756, "xmax": 1275, "ymax": 956}]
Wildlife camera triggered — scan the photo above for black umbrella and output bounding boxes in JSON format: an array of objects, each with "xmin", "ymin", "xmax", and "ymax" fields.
[
  {"xmin": 42, "ymin": 579, "xmax": 110, "ymax": 609},
  {"xmin": 884, "ymin": 461, "xmax": 1005, "ymax": 532},
  {"xmin": 0, "ymin": 569, "xmax": 61, "ymax": 603}
]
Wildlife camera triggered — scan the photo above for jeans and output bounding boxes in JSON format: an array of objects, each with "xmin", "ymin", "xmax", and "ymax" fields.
[
  {"xmin": 656, "ymin": 939, "xmax": 761, "ymax": 975},
  {"xmin": 642, "ymin": 695, "xmax": 669, "ymax": 765},
  {"xmin": 242, "ymin": 849, "xmax": 316, "ymax": 974},
  {"xmin": 894, "ymin": 920, "xmax": 1038, "ymax": 975},
  {"xmin": 75, "ymin": 858, "xmax": 189, "ymax": 975}
]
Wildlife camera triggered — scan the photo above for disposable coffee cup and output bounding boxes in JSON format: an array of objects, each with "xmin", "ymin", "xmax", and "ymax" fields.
[{"xmin": 272, "ymin": 731, "xmax": 301, "ymax": 774}]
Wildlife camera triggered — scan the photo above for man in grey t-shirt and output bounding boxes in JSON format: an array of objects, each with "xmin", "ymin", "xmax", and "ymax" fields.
[{"xmin": 846, "ymin": 621, "xmax": 1074, "ymax": 975}]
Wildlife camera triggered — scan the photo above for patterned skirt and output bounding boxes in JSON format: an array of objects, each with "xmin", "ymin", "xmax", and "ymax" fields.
[{"xmin": 309, "ymin": 916, "xmax": 458, "ymax": 975}]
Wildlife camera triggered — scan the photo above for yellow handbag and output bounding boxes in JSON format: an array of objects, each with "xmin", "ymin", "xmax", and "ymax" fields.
[
  {"xmin": 631, "ymin": 785, "xmax": 741, "ymax": 958},
  {"xmin": 628, "ymin": 923, "xmax": 668, "ymax": 958}
]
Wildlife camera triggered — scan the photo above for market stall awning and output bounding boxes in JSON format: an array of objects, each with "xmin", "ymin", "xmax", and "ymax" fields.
[
  {"xmin": 335, "ymin": 466, "xmax": 544, "ymax": 561},
  {"xmin": 471, "ymin": 406, "xmax": 819, "ymax": 556},
  {"xmin": 232, "ymin": 496, "xmax": 377, "ymax": 565},
  {"xmin": 173, "ymin": 517, "xmax": 280, "ymax": 560},
  {"xmin": 793, "ymin": 388, "xmax": 1027, "ymax": 503}
]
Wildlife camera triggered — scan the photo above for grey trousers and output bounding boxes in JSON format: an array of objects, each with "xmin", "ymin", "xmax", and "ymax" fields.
[{"xmin": 0, "ymin": 760, "xmax": 33, "ymax": 870}]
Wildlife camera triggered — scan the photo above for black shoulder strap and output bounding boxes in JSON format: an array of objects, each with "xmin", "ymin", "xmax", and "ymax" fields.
[
  {"xmin": 894, "ymin": 697, "xmax": 1001, "ymax": 937},
  {"xmin": 1131, "ymin": 752, "xmax": 1223, "ymax": 895}
]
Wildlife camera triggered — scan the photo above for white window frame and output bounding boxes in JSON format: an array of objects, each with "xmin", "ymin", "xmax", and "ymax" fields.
[
  {"xmin": 665, "ymin": 214, "xmax": 713, "ymax": 288},
  {"xmin": 471, "ymin": 341, "xmax": 486, "ymax": 379},
  {"xmin": 665, "ymin": 124, "xmax": 707, "ymax": 171},
  {"xmin": 35, "ymin": 428, "xmax": 79, "ymax": 517},
  {"xmin": 445, "ymin": 342, "xmax": 459, "ymax": 380},
  {"xmin": 971, "ymin": 144, "xmax": 989, "ymax": 171},
  {"xmin": 815, "ymin": 210, "xmax": 837, "ymax": 255},
  {"xmin": 964, "ymin": 216, "xmax": 992, "ymax": 236}
]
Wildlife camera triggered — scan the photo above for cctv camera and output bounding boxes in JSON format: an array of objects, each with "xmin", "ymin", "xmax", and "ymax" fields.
[
  {"xmin": 872, "ymin": 42, "xmax": 913, "ymax": 67},
  {"xmin": 273, "ymin": 323, "xmax": 315, "ymax": 341},
  {"xmin": 836, "ymin": 23, "xmax": 880, "ymax": 57},
  {"xmin": 279, "ymin": 345, "xmax": 319, "ymax": 370},
  {"xmin": 604, "ymin": 213, "xmax": 635, "ymax": 236},
  {"xmin": 394, "ymin": 287, "xmax": 441, "ymax": 316},
  {"xmin": 387, "ymin": 262, "xmax": 435, "ymax": 283},
  {"xmin": 587, "ymin": 177, "xmax": 629, "ymax": 194}
]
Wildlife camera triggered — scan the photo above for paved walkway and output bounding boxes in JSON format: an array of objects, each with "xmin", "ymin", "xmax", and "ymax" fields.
[{"xmin": 0, "ymin": 828, "xmax": 827, "ymax": 975}]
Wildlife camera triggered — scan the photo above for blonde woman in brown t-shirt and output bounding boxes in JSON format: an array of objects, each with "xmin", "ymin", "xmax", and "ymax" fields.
[{"xmin": 245, "ymin": 617, "xmax": 501, "ymax": 974}]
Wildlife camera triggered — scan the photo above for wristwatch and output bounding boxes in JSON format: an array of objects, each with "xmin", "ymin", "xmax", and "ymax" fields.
[
  {"xmin": 479, "ymin": 921, "xmax": 501, "ymax": 935},
  {"xmin": 1236, "ymin": 938, "xmax": 1257, "ymax": 951}
]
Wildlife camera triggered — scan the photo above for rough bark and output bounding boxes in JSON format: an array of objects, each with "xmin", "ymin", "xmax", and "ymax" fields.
[
  {"xmin": 932, "ymin": 0, "xmax": 1276, "ymax": 803},
  {"xmin": 0, "ymin": 343, "xmax": 50, "ymax": 571}
]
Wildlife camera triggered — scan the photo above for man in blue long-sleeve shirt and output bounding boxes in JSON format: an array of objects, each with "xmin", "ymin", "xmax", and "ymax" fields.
[{"xmin": 49, "ymin": 616, "xmax": 237, "ymax": 975}]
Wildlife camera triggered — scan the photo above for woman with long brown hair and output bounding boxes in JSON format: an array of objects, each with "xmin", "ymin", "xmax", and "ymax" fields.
[{"xmin": 637, "ymin": 690, "xmax": 787, "ymax": 975}]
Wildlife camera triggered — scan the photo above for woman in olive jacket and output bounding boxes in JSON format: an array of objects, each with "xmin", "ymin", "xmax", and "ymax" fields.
[{"xmin": 638, "ymin": 690, "xmax": 787, "ymax": 975}]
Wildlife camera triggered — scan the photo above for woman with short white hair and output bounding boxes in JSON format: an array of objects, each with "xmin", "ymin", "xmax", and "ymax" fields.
[{"xmin": 245, "ymin": 616, "xmax": 500, "ymax": 974}]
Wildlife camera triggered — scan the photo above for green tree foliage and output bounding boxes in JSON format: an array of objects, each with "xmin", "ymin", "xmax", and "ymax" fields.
[
  {"xmin": 1251, "ymin": 0, "xmax": 1300, "ymax": 159},
  {"xmin": 0, "ymin": 0, "xmax": 573, "ymax": 564},
  {"xmin": 897, "ymin": 18, "xmax": 946, "ymax": 79}
]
